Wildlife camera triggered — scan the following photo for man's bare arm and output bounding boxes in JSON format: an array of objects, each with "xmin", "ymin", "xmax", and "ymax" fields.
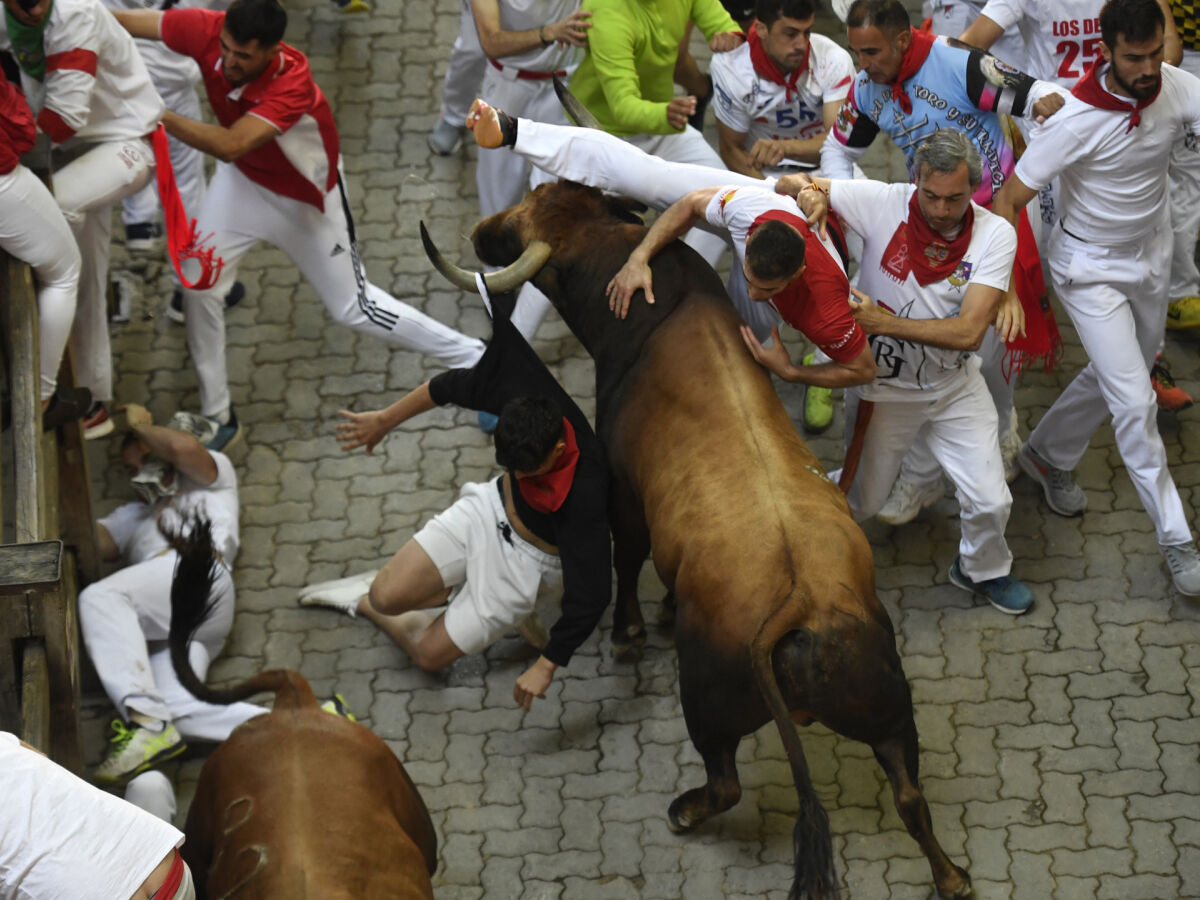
[
  {"xmin": 470, "ymin": 0, "xmax": 590, "ymax": 59},
  {"xmin": 605, "ymin": 187, "xmax": 719, "ymax": 316},
  {"xmin": 741, "ymin": 326, "xmax": 876, "ymax": 386},
  {"xmin": 850, "ymin": 284, "xmax": 1001, "ymax": 351},
  {"xmin": 1157, "ymin": 0, "xmax": 1183, "ymax": 66},
  {"xmin": 110, "ymin": 8, "xmax": 163, "ymax": 40},
  {"xmin": 163, "ymin": 110, "xmax": 279, "ymax": 163},
  {"xmin": 958, "ymin": 14, "xmax": 1003, "ymax": 51},
  {"xmin": 716, "ymin": 120, "xmax": 766, "ymax": 178},
  {"xmin": 123, "ymin": 404, "xmax": 220, "ymax": 486}
]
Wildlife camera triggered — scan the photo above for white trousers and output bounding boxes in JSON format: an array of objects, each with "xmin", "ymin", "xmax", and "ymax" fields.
[
  {"xmin": 53, "ymin": 137, "xmax": 155, "ymax": 402},
  {"xmin": 1169, "ymin": 50, "xmax": 1200, "ymax": 301},
  {"xmin": 844, "ymin": 360, "xmax": 1015, "ymax": 581},
  {"xmin": 1029, "ymin": 219, "xmax": 1192, "ymax": 545},
  {"xmin": 439, "ymin": 0, "xmax": 488, "ymax": 126},
  {"xmin": 183, "ymin": 163, "xmax": 486, "ymax": 419},
  {"xmin": 78, "ymin": 551, "xmax": 266, "ymax": 732},
  {"xmin": 0, "ymin": 164, "xmax": 81, "ymax": 399}
]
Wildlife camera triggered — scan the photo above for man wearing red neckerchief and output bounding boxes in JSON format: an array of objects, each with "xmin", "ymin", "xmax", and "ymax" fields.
[
  {"xmin": 710, "ymin": 0, "xmax": 856, "ymax": 180},
  {"xmin": 782, "ymin": 130, "xmax": 1036, "ymax": 616},
  {"xmin": 991, "ymin": 0, "xmax": 1200, "ymax": 597}
]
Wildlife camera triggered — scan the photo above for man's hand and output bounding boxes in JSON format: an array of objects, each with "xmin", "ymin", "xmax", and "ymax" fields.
[
  {"xmin": 740, "ymin": 325, "xmax": 794, "ymax": 379},
  {"xmin": 547, "ymin": 8, "xmax": 591, "ymax": 46},
  {"xmin": 336, "ymin": 408, "xmax": 391, "ymax": 454},
  {"xmin": 848, "ymin": 287, "xmax": 893, "ymax": 333},
  {"xmin": 606, "ymin": 256, "xmax": 654, "ymax": 318},
  {"xmin": 1031, "ymin": 92, "xmax": 1064, "ymax": 123},
  {"xmin": 709, "ymin": 30, "xmax": 744, "ymax": 52},
  {"xmin": 748, "ymin": 138, "xmax": 787, "ymax": 171},
  {"xmin": 514, "ymin": 655, "xmax": 557, "ymax": 710},
  {"xmin": 666, "ymin": 96, "xmax": 697, "ymax": 130},
  {"xmin": 120, "ymin": 403, "xmax": 153, "ymax": 428},
  {"xmin": 993, "ymin": 286, "xmax": 1026, "ymax": 342}
]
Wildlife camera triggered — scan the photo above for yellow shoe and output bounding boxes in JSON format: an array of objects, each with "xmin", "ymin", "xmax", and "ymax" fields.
[
  {"xmin": 1166, "ymin": 296, "xmax": 1200, "ymax": 330},
  {"xmin": 95, "ymin": 719, "xmax": 186, "ymax": 784},
  {"xmin": 800, "ymin": 352, "xmax": 834, "ymax": 434},
  {"xmin": 334, "ymin": 0, "xmax": 370, "ymax": 12}
]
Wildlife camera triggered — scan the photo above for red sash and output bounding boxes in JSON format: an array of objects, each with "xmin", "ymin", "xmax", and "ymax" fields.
[
  {"xmin": 151, "ymin": 125, "xmax": 224, "ymax": 290},
  {"xmin": 150, "ymin": 849, "xmax": 185, "ymax": 899}
]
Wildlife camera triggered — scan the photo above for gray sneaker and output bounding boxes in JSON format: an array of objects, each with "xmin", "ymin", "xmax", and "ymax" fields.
[
  {"xmin": 1161, "ymin": 543, "xmax": 1200, "ymax": 596},
  {"xmin": 1018, "ymin": 442, "xmax": 1086, "ymax": 517},
  {"xmin": 428, "ymin": 117, "xmax": 465, "ymax": 156}
]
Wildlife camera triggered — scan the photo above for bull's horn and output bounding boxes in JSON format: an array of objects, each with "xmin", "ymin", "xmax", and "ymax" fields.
[
  {"xmin": 419, "ymin": 221, "xmax": 551, "ymax": 294},
  {"xmin": 553, "ymin": 75, "xmax": 603, "ymax": 130}
]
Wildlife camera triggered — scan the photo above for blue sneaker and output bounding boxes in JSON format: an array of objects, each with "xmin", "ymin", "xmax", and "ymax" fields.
[
  {"xmin": 948, "ymin": 556, "xmax": 1033, "ymax": 615},
  {"xmin": 203, "ymin": 407, "xmax": 243, "ymax": 452},
  {"xmin": 478, "ymin": 411, "xmax": 499, "ymax": 434}
]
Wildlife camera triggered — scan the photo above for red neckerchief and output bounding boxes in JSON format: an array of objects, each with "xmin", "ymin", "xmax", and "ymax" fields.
[
  {"xmin": 1071, "ymin": 58, "xmax": 1160, "ymax": 133},
  {"xmin": 748, "ymin": 26, "xmax": 808, "ymax": 102},
  {"xmin": 889, "ymin": 27, "xmax": 935, "ymax": 114},
  {"xmin": 152, "ymin": 126, "xmax": 224, "ymax": 290},
  {"xmin": 517, "ymin": 418, "xmax": 579, "ymax": 514},
  {"xmin": 880, "ymin": 189, "xmax": 974, "ymax": 286}
]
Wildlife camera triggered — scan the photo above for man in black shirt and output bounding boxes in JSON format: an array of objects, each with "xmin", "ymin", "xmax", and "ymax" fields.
[{"xmin": 301, "ymin": 298, "xmax": 611, "ymax": 710}]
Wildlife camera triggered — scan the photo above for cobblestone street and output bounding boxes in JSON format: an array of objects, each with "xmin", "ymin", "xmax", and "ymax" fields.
[{"xmin": 79, "ymin": 0, "xmax": 1200, "ymax": 896}]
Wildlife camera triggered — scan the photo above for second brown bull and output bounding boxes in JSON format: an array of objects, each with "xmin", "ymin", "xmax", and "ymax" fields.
[{"xmin": 423, "ymin": 180, "xmax": 971, "ymax": 899}]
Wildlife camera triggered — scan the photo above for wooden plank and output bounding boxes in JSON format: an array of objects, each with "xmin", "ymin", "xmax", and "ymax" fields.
[
  {"xmin": 39, "ymin": 584, "xmax": 82, "ymax": 772},
  {"xmin": 4, "ymin": 254, "xmax": 44, "ymax": 543},
  {"xmin": 0, "ymin": 597, "xmax": 31, "ymax": 732},
  {"xmin": 20, "ymin": 641, "xmax": 50, "ymax": 753},
  {"xmin": 0, "ymin": 541, "xmax": 62, "ymax": 595},
  {"xmin": 56, "ymin": 349, "xmax": 100, "ymax": 587}
]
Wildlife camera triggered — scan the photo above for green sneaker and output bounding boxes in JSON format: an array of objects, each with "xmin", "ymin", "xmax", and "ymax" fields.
[
  {"xmin": 95, "ymin": 719, "xmax": 186, "ymax": 784},
  {"xmin": 321, "ymin": 694, "xmax": 358, "ymax": 722},
  {"xmin": 800, "ymin": 352, "xmax": 834, "ymax": 435}
]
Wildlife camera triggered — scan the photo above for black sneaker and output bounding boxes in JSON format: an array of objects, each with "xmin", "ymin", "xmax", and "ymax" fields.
[{"xmin": 125, "ymin": 222, "xmax": 163, "ymax": 253}]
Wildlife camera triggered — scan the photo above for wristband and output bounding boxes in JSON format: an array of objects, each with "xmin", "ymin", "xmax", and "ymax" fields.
[
  {"xmin": 539, "ymin": 25, "xmax": 551, "ymax": 46},
  {"xmin": 802, "ymin": 181, "xmax": 828, "ymax": 199}
]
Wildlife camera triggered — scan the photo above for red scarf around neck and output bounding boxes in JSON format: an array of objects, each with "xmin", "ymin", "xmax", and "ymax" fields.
[
  {"xmin": 1071, "ymin": 57, "xmax": 1160, "ymax": 133},
  {"xmin": 748, "ymin": 26, "xmax": 809, "ymax": 102},
  {"xmin": 881, "ymin": 189, "xmax": 974, "ymax": 286},
  {"xmin": 516, "ymin": 418, "xmax": 579, "ymax": 514},
  {"xmin": 888, "ymin": 27, "xmax": 935, "ymax": 114}
]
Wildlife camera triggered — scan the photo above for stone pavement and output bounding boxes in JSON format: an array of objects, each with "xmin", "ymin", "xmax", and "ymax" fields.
[{"xmin": 80, "ymin": 1, "xmax": 1200, "ymax": 897}]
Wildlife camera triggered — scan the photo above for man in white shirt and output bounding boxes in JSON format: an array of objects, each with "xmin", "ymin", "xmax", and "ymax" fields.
[
  {"xmin": 783, "ymin": 130, "xmax": 1035, "ymax": 614},
  {"xmin": 79, "ymin": 405, "xmax": 266, "ymax": 783},
  {"xmin": 992, "ymin": 0, "xmax": 1200, "ymax": 596}
]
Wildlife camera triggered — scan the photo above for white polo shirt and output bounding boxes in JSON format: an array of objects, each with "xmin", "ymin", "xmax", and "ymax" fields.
[{"xmin": 830, "ymin": 180, "xmax": 1015, "ymax": 399}]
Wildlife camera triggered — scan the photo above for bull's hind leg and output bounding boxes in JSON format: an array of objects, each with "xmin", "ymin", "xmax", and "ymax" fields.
[
  {"xmin": 873, "ymin": 720, "xmax": 972, "ymax": 899},
  {"xmin": 667, "ymin": 737, "xmax": 741, "ymax": 833},
  {"xmin": 609, "ymin": 474, "xmax": 650, "ymax": 659}
]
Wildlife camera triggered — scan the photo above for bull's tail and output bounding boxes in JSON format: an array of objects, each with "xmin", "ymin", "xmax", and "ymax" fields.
[
  {"xmin": 749, "ymin": 602, "xmax": 838, "ymax": 900},
  {"xmin": 168, "ymin": 515, "xmax": 316, "ymax": 710}
]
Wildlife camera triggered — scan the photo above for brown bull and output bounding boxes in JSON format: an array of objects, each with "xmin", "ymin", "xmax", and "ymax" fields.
[
  {"xmin": 167, "ymin": 521, "xmax": 437, "ymax": 899},
  {"xmin": 423, "ymin": 181, "xmax": 971, "ymax": 899}
]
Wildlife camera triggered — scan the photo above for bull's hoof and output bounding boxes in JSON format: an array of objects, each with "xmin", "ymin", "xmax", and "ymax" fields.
[
  {"xmin": 936, "ymin": 867, "xmax": 972, "ymax": 899},
  {"xmin": 667, "ymin": 790, "xmax": 706, "ymax": 833},
  {"xmin": 611, "ymin": 624, "xmax": 646, "ymax": 662}
]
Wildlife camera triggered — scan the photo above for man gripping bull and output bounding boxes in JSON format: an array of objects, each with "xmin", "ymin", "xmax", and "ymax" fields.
[
  {"xmin": 782, "ymin": 130, "xmax": 1035, "ymax": 615},
  {"xmin": 301, "ymin": 289, "xmax": 611, "ymax": 711},
  {"xmin": 469, "ymin": 100, "xmax": 877, "ymax": 393}
]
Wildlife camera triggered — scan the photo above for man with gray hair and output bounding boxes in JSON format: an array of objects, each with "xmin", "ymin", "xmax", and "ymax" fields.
[{"xmin": 780, "ymin": 129, "xmax": 1035, "ymax": 615}]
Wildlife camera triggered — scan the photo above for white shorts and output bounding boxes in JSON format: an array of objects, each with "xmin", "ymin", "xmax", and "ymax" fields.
[{"xmin": 414, "ymin": 478, "xmax": 562, "ymax": 655}]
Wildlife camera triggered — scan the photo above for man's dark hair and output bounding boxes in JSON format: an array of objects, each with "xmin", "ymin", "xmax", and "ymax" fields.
[
  {"xmin": 746, "ymin": 220, "xmax": 806, "ymax": 283},
  {"xmin": 845, "ymin": 0, "xmax": 911, "ymax": 34},
  {"xmin": 1099, "ymin": 0, "xmax": 1164, "ymax": 51},
  {"xmin": 755, "ymin": 0, "xmax": 817, "ymax": 28},
  {"xmin": 225, "ymin": 0, "xmax": 288, "ymax": 47},
  {"xmin": 494, "ymin": 396, "xmax": 565, "ymax": 473}
]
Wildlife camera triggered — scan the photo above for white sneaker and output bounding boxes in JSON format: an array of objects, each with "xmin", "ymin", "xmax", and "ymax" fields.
[
  {"xmin": 298, "ymin": 570, "xmax": 379, "ymax": 617},
  {"xmin": 877, "ymin": 478, "xmax": 945, "ymax": 526},
  {"xmin": 1161, "ymin": 543, "xmax": 1200, "ymax": 596},
  {"xmin": 1000, "ymin": 408, "xmax": 1021, "ymax": 484}
]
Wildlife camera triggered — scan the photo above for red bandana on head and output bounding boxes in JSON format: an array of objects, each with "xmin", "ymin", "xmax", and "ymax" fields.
[
  {"xmin": 880, "ymin": 190, "xmax": 974, "ymax": 286},
  {"xmin": 888, "ymin": 27, "xmax": 935, "ymax": 115},
  {"xmin": 1070, "ymin": 57, "xmax": 1160, "ymax": 133},
  {"xmin": 516, "ymin": 417, "xmax": 579, "ymax": 514},
  {"xmin": 748, "ymin": 26, "xmax": 809, "ymax": 102}
]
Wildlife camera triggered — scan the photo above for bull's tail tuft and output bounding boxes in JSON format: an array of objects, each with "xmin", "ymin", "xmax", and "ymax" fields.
[
  {"xmin": 168, "ymin": 514, "xmax": 316, "ymax": 709},
  {"xmin": 750, "ymin": 613, "xmax": 839, "ymax": 899}
]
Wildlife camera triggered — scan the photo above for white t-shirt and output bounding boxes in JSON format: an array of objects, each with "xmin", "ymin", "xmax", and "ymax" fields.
[
  {"xmin": 1015, "ymin": 64, "xmax": 1200, "ymax": 245},
  {"xmin": 710, "ymin": 33, "xmax": 854, "ymax": 169},
  {"xmin": 830, "ymin": 180, "xmax": 1016, "ymax": 399},
  {"xmin": 0, "ymin": 732, "xmax": 183, "ymax": 900},
  {"xmin": 0, "ymin": 0, "xmax": 164, "ymax": 143},
  {"xmin": 100, "ymin": 451, "xmax": 240, "ymax": 565},
  {"xmin": 979, "ymin": 0, "xmax": 1104, "ymax": 87}
]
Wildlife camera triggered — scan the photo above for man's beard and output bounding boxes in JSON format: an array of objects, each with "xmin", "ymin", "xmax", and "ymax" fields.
[{"xmin": 1112, "ymin": 64, "xmax": 1161, "ymax": 101}]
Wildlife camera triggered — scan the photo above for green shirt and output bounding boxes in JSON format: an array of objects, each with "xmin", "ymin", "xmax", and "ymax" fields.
[{"xmin": 569, "ymin": 0, "xmax": 738, "ymax": 136}]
